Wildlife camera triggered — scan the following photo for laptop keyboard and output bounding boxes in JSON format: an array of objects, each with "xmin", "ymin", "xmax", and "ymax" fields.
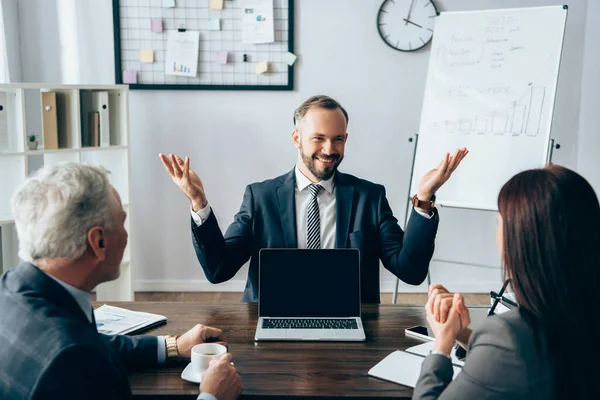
[{"xmin": 262, "ymin": 318, "xmax": 358, "ymax": 329}]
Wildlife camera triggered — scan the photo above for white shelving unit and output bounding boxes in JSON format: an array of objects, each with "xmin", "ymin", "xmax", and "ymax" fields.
[{"xmin": 0, "ymin": 84, "xmax": 133, "ymax": 301}]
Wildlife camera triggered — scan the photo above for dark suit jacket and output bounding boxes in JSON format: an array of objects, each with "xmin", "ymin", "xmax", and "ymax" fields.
[
  {"xmin": 192, "ymin": 169, "xmax": 439, "ymax": 302},
  {"xmin": 413, "ymin": 310, "xmax": 554, "ymax": 399},
  {"xmin": 0, "ymin": 263, "xmax": 158, "ymax": 400}
]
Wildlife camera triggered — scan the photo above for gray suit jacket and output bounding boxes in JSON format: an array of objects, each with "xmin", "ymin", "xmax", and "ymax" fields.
[
  {"xmin": 0, "ymin": 263, "xmax": 158, "ymax": 400},
  {"xmin": 413, "ymin": 310, "xmax": 554, "ymax": 400},
  {"xmin": 192, "ymin": 169, "xmax": 439, "ymax": 302}
]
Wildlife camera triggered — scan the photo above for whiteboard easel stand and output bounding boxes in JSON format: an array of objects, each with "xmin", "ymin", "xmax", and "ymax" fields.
[
  {"xmin": 392, "ymin": 133, "xmax": 425, "ymax": 305},
  {"xmin": 391, "ymin": 135, "xmax": 559, "ymax": 304}
]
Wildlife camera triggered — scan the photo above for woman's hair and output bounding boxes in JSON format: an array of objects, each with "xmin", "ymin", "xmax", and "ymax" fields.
[{"xmin": 498, "ymin": 164, "xmax": 600, "ymax": 399}]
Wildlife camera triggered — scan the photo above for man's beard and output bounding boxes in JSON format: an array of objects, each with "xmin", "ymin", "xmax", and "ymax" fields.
[{"xmin": 300, "ymin": 144, "xmax": 343, "ymax": 181}]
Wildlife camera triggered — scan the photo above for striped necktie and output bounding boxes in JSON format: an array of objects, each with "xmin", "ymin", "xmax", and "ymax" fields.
[{"xmin": 306, "ymin": 184, "xmax": 323, "ymax": 249}]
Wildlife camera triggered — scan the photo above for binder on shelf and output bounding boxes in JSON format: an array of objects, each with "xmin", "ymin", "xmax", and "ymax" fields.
[
  {"xmin": 92, "ymin": 92, "xmax": 110, "ymax": 147},
  {"xmin": 55, "ymin": 92, "xmax": 73, "ymax": 149},
  {"xmin": 41, "ymin": 92, "xmax": 58, "ymax": 150},
  {"xmin": 88, "ymin": 111, "xmax": 99, "ymax": 147}
]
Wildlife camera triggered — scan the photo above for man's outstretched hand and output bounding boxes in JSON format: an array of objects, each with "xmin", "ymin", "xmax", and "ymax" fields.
[
  {"xmin": 159, "ymin": 153, "xmax": 207, "ymax": 212},
  {"xmin": 417, "ymin": 148, "xmax": 469, "ymax": 201}
]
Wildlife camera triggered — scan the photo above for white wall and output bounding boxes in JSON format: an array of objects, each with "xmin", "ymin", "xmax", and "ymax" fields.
[
  {"xmin": 2, "ymin": 0, "xmax": 22, "ymax": 82},
  {"xmin": 576, "ymin": 0, "xmax": 600, "ymax": 191},
  {"xmin": 18, "ymin": 0, "xmax": 114, "ymax": 84},
  {"xmin": 14, "ymin": 0, "xmax": 598, "ymax": 293}
]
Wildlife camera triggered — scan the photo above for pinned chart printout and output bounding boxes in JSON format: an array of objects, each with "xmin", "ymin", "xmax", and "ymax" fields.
[
  {"xmin": 242, "ymin": 0, "xmax": 275, "ymax": 44},
  {"xmin": 165, "ymin": 30, "xmax": 200, "ymax": 77}
]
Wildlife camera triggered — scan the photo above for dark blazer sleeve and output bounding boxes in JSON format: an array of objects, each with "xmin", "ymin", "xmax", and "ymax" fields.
[
  {"xmin": 191, "ymin": 185, "xmax": 254, "ymax": 283},
  {"xmin": 34, "ymin": 345, "xmax": 130, "ymax": 400},
  {"xmin": 377, "ymin": 186, "xmax": 438, "ymax": 285},
  {"xmin": 413, "ymin": 316, "xmax": 528, "ymax": 400},
  {"xmin": 98, "ymin": 334, "xmax": 159, "ymax": 371}
]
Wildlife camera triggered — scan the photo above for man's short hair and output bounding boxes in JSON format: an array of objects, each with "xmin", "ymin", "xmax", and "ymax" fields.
[
  {"xmin": 293, "ymin": 95, "xmax": 349, "ymax": 128},
  {"xmin": 12, "ymin": 163, "xmax": 115, "ymax": 262}
]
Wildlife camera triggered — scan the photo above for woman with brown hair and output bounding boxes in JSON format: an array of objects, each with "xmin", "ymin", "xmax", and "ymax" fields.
[{"xmin": 413, "ymin": 164, "xmax": 600, "ymax": 399}]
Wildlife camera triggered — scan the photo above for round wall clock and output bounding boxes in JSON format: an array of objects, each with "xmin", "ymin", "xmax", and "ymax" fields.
[{"xmin": 377, "ymin": 0, "xmax": 439, "ymax": 52}]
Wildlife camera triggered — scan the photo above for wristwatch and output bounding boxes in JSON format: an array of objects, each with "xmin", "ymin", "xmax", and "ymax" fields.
[
  {"xmin": 165, "ymin": 334, "xmax": 180, "ymax": 360},
  {"xmin": 411, "ymin": 194, "xmax": 436, "ymax": 213}
]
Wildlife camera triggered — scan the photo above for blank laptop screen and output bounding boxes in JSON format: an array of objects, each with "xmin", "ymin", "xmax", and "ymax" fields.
[{"xmin": 259, "ymin": 249, "xmax": 360, "ymax": 317}]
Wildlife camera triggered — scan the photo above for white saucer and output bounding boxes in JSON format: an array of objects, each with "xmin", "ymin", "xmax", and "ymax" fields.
[{"xmin": 181, "ymin": 362, "xmax": 203, "ymax": 384}]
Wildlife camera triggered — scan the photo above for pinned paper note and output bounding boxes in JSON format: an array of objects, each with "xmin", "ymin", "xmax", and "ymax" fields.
[
  {"xmin": 255, "ymin": 61, "xmax": 268, "ymax": 75},
  {"xmin": 165, "ymin": 30, "xmax": 200, "ymax": 77},
  {"xmin": 140, "ymin": 49, "xmax": 154, "ymax": 63},
  {"xmin": 216, "ymin": 51, "xmax": 228, "ymax": 64},
  {"xmin": 123, "ymin": 70, "xmax": 137, "ymax": 84},
  {"xmin": 209, "ymin": 0, "xmax": 224, "ymax": 10},
  {"xmin": 283, "ymin": 52, "xmax": 297, "ymax": 66},
  {"xmin": 208, "ymin": 18, "xmax": 221, "ymax": 31},
  {"xmin": 242, "ymin": 0, "xmax": 274, "ymax": 44},
  {"xmin": 151, "ymin": 19, "xmax": 163, "ymax": 33},
  {"xmin": 163, "ymin": 0, "xmax": 175, "ymax": 7}
]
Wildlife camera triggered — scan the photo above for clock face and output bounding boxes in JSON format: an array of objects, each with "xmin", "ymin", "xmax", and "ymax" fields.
[{"xmin": 377, "ymin": 0, "xmax": 438, "ymax": 52}]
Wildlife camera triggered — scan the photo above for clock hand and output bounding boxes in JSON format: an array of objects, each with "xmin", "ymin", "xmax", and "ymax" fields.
[
  {"xmin": 403, "ymin": 18, "xmax": 423, "ymax": 28},
  {"xmin": 405, "ymin": 0, "xmax": 416, "ymax": 25}
]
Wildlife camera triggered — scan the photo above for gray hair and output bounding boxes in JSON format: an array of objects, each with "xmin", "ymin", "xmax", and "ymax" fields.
[{"xmin": 12, "ymin": 162, "xmax": 115, "ymax": 262}]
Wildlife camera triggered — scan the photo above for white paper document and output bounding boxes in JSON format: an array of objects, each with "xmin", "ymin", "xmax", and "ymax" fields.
[
  {"xmin": 242, "ymin": 0, "xmax": 275, "ymax": 44},
  {"xmin": 406, "ymin": 341, "xmax": 465, "ymax": 367},
  {"xmin": 165, "ymin": 30, "xmax": 200, "ymax": 77},
  {"xmin": 368, "ymin": 350, "xmax": 462, "ymax": 388},
  {"xmin": 94, "ymin": 305, "xmax": 166, "ymax": 335}
]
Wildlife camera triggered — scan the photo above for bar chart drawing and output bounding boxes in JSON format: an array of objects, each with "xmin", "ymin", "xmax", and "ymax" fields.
[
  {"xmin": 173, "ymin": 62, "xmax": 191, "ymax": 74},
  {"xmin": 433, "ymin": 86, "xmax": 547, "ymax": 137}
]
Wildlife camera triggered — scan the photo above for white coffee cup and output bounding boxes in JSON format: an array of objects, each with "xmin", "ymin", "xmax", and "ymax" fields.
[{"xmin": 191, "ymin": 343, "xmax": 227, "ymax": 375}]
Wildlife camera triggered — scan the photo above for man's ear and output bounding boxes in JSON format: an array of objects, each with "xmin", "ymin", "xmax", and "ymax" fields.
[
  {"xmin": 88, "ymin": 227, "xmax": 106, "ymax": 261},
  {"xmin": 292, "ymin": 129, "xmax": 300, "ymax": 149}
]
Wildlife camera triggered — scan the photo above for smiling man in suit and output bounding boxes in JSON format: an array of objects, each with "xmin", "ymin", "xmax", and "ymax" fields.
[
  {"xmin": 160, "ymin": 95, "xmax": 468, "ymax": 303},
  {"xmin": 0, "ymin": 163, "xmax": 241, "ymax": 400}
]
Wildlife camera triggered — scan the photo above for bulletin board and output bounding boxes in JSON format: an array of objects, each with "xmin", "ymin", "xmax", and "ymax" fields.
[{"xmin": 112, "ymin": 0, "xmax": 294, "ymax": 90}]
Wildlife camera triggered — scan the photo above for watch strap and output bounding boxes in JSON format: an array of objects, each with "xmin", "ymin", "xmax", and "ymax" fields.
[
  {"xmin": 411, "ymin": 194, "xmax": 436, "ymax": 212},
  {"xmin": 165, "ymin": 334, "xmax": 179, "ymax": 359}
]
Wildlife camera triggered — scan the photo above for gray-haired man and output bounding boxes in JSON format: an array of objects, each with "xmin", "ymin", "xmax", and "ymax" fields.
[{"xmin": 0, "ymin": 163, "xmax": 242, "ymax": 400}]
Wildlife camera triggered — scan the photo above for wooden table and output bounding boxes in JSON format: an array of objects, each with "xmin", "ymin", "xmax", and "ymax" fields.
[{"xmin": 102, "ymin": 302, "xmax": 487, "ymax": 399}]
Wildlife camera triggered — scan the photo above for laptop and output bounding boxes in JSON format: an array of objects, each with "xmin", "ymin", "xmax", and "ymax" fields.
[{"xmin": 254, "ymin": 248, "xmax": 366, "ymax": 341}]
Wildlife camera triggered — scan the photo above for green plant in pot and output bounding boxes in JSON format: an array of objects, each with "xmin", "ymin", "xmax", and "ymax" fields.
[{"xmin": 27, "ymin": 134, "xmax": 38, "ymax": 150}]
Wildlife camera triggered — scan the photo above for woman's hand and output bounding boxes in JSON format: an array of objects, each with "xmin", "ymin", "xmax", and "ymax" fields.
[{"xmin": 426, "ymin": 285, "xmax": 471, "ymax": 355}]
